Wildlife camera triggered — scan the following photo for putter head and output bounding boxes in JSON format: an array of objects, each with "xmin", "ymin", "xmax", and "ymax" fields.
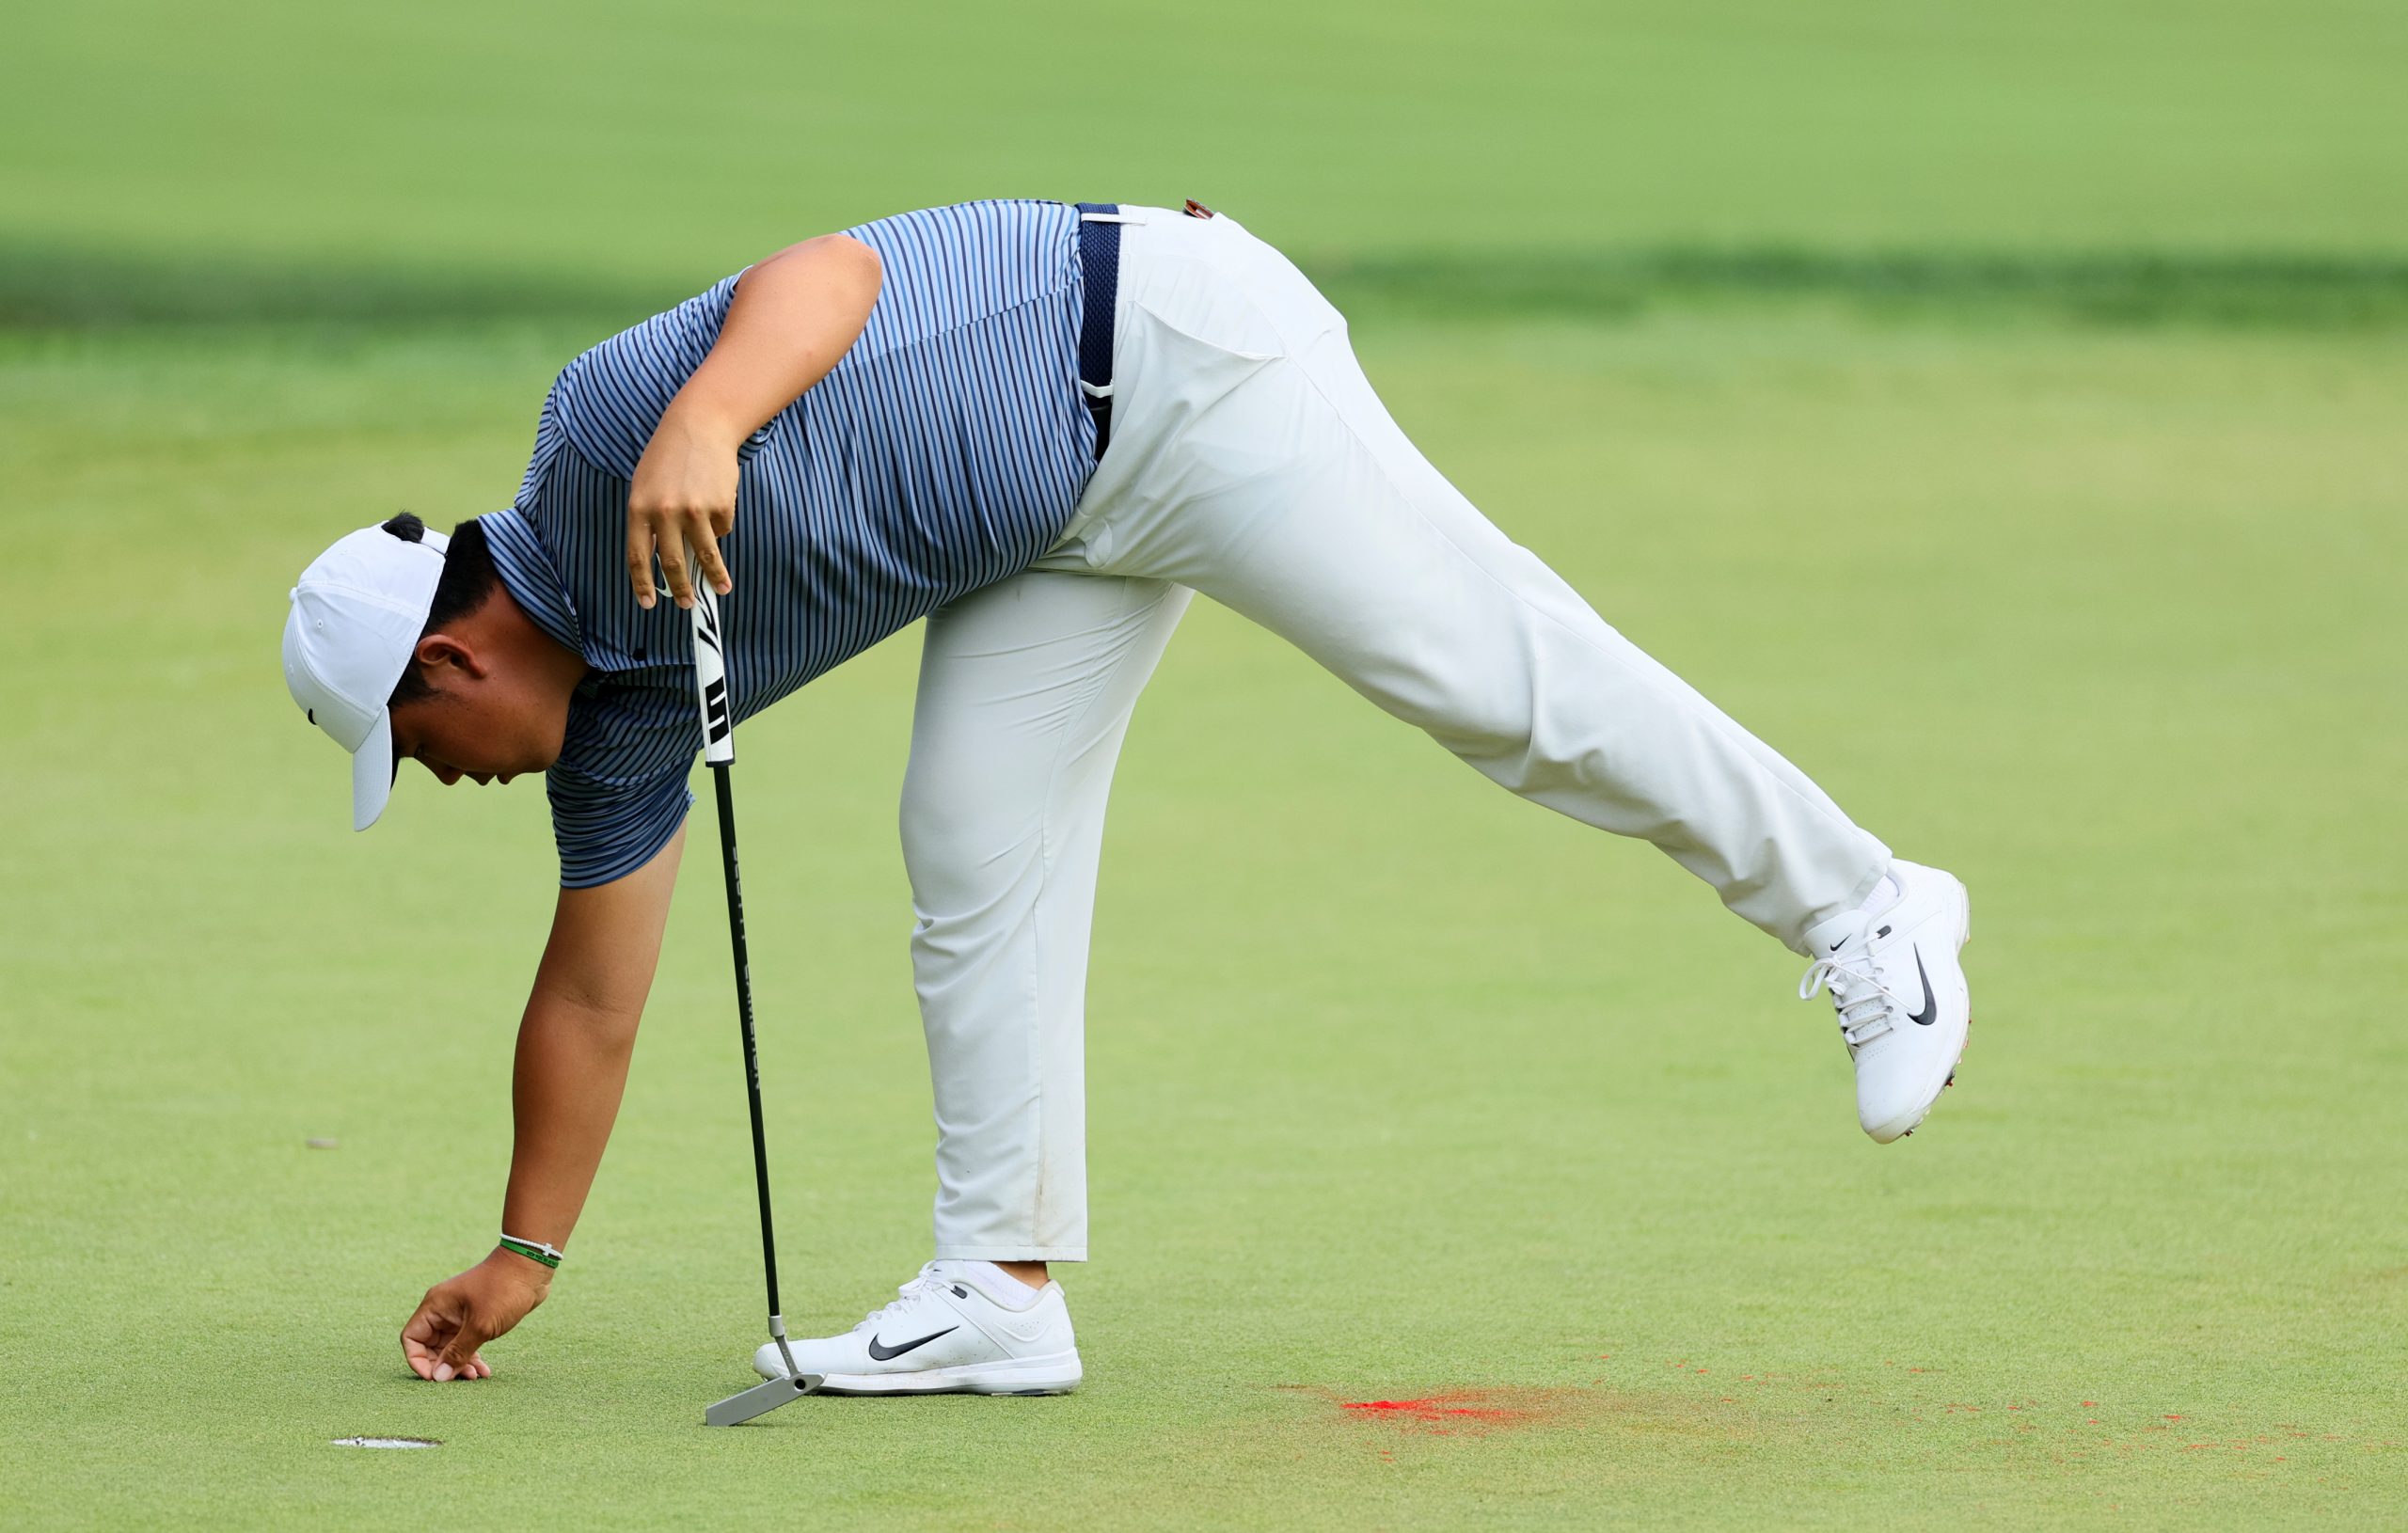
[{"xmin": 705, "ymin": 1368, "xmax": 824, "ymax": 1427}]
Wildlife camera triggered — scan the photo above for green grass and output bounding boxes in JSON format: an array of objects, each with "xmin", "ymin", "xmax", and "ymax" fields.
[
  {"xmin": 8, "ymin": 0, "xmax": 2408, "ymax": 283},
  {"xmin": 2, "ymin": 308, "xmax": 2401, "ymax": 1527}
]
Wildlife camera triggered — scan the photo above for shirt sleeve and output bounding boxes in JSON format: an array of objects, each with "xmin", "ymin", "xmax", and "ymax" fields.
[
  {"xmin": 545, "ymin": 761, "xmax": 695, "ymax": 889},
  {"xmin": 548, "ymin": 274, "xmax": 744, "ymax": 480},
  {"xmin": 514, "ymin": 383, "xmax": 568, "ymax": 511}
]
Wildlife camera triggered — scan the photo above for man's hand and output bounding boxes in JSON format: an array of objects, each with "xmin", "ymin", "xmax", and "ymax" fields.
[
  {"xmin": 626, "ymin": 409, "xmax": 740, "ymax": 611},
  {"xmin": 401, "ymin": 1249, "xmax": 553, "ymax": 1381}
]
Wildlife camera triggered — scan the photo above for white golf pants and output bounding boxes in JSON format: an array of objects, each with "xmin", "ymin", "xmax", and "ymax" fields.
[{"xmin": 901, "ymin": 204, "xmax": 1890, "ymax": 1260}]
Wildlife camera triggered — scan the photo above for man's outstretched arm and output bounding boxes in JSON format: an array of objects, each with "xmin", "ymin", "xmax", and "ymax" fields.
[{"xmin": 400, "ymin": 827, "xmax": 686, "ymax": 1381}]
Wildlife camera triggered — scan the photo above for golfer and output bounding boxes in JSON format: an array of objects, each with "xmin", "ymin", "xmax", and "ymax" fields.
[{"xmin": 281, "ymin": 198, "xmax": 1972, "ymax": 1394}]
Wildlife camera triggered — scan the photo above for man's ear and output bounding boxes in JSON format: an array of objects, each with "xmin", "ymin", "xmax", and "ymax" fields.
[{"xmin": 413, "ymin": 633, "xmax": 489, "ymax": 680}]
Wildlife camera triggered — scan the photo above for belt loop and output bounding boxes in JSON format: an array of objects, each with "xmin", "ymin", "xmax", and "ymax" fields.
[{"xmin": 1073, "ymin": 202, "xmax": 1119, "ymax": 459}]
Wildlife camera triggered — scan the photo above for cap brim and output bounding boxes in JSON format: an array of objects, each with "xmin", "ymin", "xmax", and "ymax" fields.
[{"xmin": 351, "ymin": 708, "xmax": 398, "ymax": 831}]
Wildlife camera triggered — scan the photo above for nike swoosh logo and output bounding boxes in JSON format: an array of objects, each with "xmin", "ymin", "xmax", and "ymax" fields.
[
  {"xmin": 1908, "ymin": 948, "xmax": 1940, "ymax": 1027},
  {"xmin": 866, "ymin": 1325, "xmax": 958, "ymax": 1362}
]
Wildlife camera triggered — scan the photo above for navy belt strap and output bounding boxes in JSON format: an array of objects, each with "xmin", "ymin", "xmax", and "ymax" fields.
[{"xmin": 1074, "ymin": 201, "xmax": 1119, "ymax": 459}]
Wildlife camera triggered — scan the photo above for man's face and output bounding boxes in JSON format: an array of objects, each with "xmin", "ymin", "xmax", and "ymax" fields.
[{"xmin": 387, "ymin": 667, "xmax": 568, "ymax": 789}]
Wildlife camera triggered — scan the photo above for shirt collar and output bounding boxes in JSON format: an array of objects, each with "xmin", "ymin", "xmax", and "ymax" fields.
[{"xmin": 479, "ymin": 507, "xmax": 588, "ymax": 660}]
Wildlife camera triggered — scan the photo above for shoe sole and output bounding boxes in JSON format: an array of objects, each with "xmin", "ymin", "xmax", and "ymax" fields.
[
  {"xmin": 1875, "ymin": 874, "xmax": 1972, "ymax": 1143},
  {"xmin": 780, "ymin": 1351, "xmax": 1084, "ymax": 1397}
]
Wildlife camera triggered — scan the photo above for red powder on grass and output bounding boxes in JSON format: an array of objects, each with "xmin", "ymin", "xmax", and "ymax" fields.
[
  {"xmin": 1334, "ymin": 1388, "xmax": 1570, "ymax": 1434},
  {"xmin": 1343, "ymin": 1397, "xmax": 1519, "ymax": 1422}
]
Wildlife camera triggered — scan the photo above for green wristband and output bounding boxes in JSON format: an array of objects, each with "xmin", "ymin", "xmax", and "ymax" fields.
[{"xmin": 499, "ymin": 1233, "xmax": 564, "ymax": 1271}]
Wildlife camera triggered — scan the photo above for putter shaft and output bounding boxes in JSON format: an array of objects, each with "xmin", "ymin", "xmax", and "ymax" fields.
[
  {"xmin": 708, "ymin": 759, "xmax": 800, "ymax": 1380},
  {"xmin": 689, "ymin": 570, "xmax": 816, "ymax": 1422}
]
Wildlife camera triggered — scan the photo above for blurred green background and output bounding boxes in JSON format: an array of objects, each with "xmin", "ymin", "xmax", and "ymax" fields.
[
  {"xmin": 8, "ymin": 0, "xmax": 2408, "ymax": 320},
  {"xmin": 2, "ymin": 3, "xmax": 2402, "ymax": 1529}
]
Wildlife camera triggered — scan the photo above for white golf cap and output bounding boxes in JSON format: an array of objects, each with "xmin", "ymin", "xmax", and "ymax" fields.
[{"xmin": 282, "ymin": 520, "xmax": 451, "ymax": 830}]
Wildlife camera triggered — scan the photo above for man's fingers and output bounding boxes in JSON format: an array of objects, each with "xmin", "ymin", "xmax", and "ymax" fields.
[
  {"xmin": 690, "ymin": 523, "xmax": 733, "ymax": 596},
  {"xmin": 657, "ymin": 535, "xmax": 693, "ymax": 609},
  {"xmin": 401, "ymin": 1295, "xmax": 453, "ymax": 1381},
  {"xmin": 435, "ymin": 1321, "xmax": 489, "ymax": 1383},
  {"xmin": 627, "ymin": 525, "xmax": 658, "ymax": 610},
  {"xmin": 630, "ymin": 501, "xmax": 736, "ymax": 608}
]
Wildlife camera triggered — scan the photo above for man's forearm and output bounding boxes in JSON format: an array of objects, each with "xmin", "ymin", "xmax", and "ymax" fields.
[
  {"xmin": 499, "ymin": 988, "xmax": 642, "ymax": 1251},
  {"xmin": 664, "ymin": 233, "xmax": 882, "ymax": 447},
  {"xmin": 493, "ymin": 830, "xmax": 685, "ymax": 1254}
]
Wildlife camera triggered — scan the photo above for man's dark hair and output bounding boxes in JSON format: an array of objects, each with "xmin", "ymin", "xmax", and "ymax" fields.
[{"xmin": 382, "ymin": 513, "xmax": 502, "ymax": 707}]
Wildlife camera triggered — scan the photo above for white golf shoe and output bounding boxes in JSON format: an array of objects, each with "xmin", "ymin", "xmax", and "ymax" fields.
[
  {"xmin": 752, "ymin": 1261, "xmax": 1083, "ymax": 1396},
  {"xmin": 1798, "ymin": 860, "xmax": 1972, "ymax": 1143}
]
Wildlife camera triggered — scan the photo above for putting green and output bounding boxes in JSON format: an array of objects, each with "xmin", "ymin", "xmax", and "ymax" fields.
[{"xmin": 2, "ymin": 308, "xmax": 2400, "ymax": 1527}]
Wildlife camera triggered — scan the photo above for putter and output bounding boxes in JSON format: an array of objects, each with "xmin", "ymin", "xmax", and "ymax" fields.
[{"xmin": 686, "ymin": 559, "xmax": 825, "ymax": 1427}]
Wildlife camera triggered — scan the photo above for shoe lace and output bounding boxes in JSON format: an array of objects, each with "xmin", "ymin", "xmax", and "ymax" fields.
[
  {"xmin": 848, "ymin": 1265, "xmax": 956, "ymax": 1335},
  {"xmin": 1799, "ymin": 953, "xmax": 1907, "ymax": 1049}
]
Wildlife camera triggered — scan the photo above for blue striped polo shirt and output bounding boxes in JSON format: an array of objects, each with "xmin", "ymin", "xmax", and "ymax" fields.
[{"xmin": 481, "ymin": 198, "xmax": 1100, "ymax": 887}]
